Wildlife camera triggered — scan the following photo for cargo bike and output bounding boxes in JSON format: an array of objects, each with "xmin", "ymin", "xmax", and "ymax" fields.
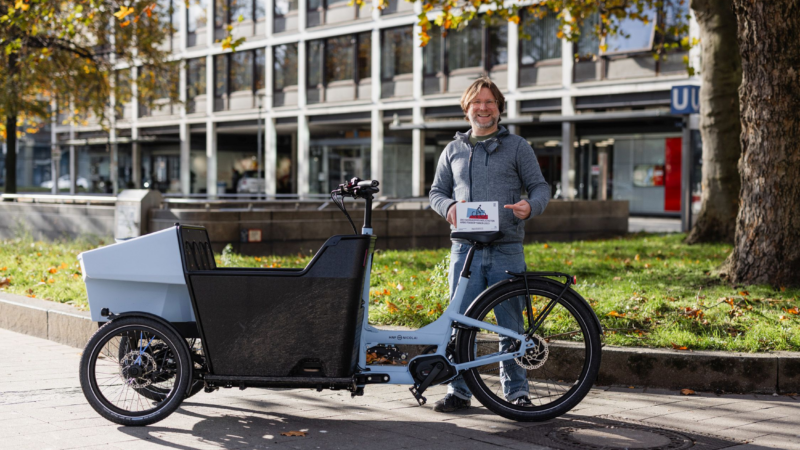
[{"xmin": 78, "ymin": 178, "xmax": 603, "ymax": 426}]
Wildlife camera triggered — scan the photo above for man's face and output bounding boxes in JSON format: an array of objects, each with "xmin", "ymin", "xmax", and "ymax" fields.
[{"xmin": 467, "ymin": 87, "xmax": 500, "ymax": 131}]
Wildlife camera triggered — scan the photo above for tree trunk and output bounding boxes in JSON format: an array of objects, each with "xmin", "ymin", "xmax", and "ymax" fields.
[
  {"xmin": 685, "ymin": 0, "xmax": 741, "ymax": 244},
  {"xmin": 729, "ymin": 0, "xmax": 800, "ymax": 287},
  {"xmin": 4, "ymin": 114, "xmax": 16, "ymax": 195}
]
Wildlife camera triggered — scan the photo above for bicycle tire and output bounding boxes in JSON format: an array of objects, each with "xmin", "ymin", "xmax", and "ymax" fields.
[
  {"xmin": 79, "ymin": 316, "xmax": 191, "ymax": 426},
  {"xmin": 456, "ymin": 278, "xmax": 601, "ymax": 422}
]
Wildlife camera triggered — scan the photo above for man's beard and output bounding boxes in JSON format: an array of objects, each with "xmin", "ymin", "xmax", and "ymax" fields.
[{"xmin": 469, "ymin": 113, "xmax": 497, "ymax": 129}]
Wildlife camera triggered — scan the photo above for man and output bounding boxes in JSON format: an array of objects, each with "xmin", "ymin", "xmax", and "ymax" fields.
[{"xmin": 428, "ymin": 76, "xmax": 550, "ymax": 412}]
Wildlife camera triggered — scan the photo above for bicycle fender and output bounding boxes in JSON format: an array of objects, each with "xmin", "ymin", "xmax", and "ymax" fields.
[{"xmin": 463, "ymin": 276, "xmax": 604, "ymax": 338}]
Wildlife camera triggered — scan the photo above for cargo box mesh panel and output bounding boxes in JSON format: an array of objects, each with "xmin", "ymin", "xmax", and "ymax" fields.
[{"xmin": 186, "ymin": 235, "xmax": 370, "ymax": 378}]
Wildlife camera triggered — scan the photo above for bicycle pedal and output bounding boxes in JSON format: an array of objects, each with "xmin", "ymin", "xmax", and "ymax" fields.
[{"xmin": 408, "ymin": 386, "xmax": 427, "ymax": 406}]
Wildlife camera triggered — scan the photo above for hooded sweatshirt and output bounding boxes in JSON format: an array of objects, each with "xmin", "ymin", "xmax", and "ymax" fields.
[{"xmin": 429, "ymin": 125, "xmax": 550, "ymax": 244}]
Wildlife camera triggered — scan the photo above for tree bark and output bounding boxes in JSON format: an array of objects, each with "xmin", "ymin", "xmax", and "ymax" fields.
[
  {"xmin": 686, "ymin": 0, "xmax": 742, "ymax": 244},
  {"xmin": 4, "ymin": 114, "xmax": 16, "ymax": 195},
  {"xmin": 729, "ymin": 0, "xmax": 800, "ymax": 287}
]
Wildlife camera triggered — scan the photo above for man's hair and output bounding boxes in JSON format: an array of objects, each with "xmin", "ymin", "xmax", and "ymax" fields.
[{"xmin": 460, "ymin": 76, "xmax": 505, "ymax": 122}]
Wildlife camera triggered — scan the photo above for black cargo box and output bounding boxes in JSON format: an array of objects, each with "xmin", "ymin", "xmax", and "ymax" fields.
[{"xmin": 179, "ymin": 226, "xmax": 372, "ymax": 378}]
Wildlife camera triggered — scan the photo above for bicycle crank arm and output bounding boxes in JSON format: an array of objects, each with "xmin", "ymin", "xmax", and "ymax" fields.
[{"xmin": 409, "ymin": 362, "xmax": 443, "ymax": 406}]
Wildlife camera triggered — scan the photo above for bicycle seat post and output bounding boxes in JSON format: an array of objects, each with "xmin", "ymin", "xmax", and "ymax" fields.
[{"xmin": 459, "ymin": 242, "xmax": 482, "ymax": 279}]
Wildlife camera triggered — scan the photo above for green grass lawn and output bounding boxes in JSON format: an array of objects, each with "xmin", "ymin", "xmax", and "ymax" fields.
[{"xmin": 1, "ymin": 233, "xmax": 798, "ymax": 352}]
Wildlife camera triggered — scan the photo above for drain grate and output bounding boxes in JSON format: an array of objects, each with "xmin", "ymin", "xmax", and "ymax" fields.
[{"xmin": 495, "ymin": 416, "xmax": 741, "ymax": 450}]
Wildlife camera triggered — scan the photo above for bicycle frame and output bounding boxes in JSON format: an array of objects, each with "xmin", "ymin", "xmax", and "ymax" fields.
[{"xmin": 356, "ymin": 226, "xmax": 536, "ymax": 386}]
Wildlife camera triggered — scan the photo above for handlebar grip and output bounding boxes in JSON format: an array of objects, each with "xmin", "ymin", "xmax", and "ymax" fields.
[{"xmin": 357, "ymin": 180, "xmax": 379, "ymax": 188}]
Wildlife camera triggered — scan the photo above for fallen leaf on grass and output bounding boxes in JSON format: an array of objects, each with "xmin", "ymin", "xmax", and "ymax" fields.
[
  {"xmin": 613, "ymin": 276, "xmax": 622, "ymax": 281},
  {"xmin": 397, "ymin": 283, "xmax": 404, "ymax": 291},
  {"xmin": 783, "ymin": 307, "xmax": 800, "ymax": 315},
  {"xmin": 48, "ymin": 267, "xmax": 58, "ymax": 274},
  {"xmin": 779, "ymin": 315, "xmax": 788, "ymax": 321},
  {"xmin": 607, "ymin": 311, "xmax": 626, "ymax": 318},
  {"xmin": 680, "ymin": 389, "xmax": 696, "ymax": 396},
  {"xmin": 280, "ymin": 431, "xmax": 307, "ymax": 437},
  {"xmin": 0, "ymin": 277, "xmax": 9, "ymax": 288},
  {"xmin": 671, "ymin": 343, "xmax": 689, "ymax": 351},
  {"xmin": 386, "ymin": 301, "xmax": 399, "ymax": 314}
]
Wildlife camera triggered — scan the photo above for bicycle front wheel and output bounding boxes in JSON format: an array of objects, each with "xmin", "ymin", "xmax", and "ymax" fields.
[
  {"xmin": 79, "ymin": 316, "xmax": 191, "ymax": 426},
  {"xmin": 456, "ymin": 279, "xmax": 602, "ymax": 422}
]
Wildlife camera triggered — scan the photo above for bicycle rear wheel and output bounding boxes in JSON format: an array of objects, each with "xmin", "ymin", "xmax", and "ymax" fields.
[{"xmin": 456, "ymin": 278, "xmax": 602, "ymax": 422}]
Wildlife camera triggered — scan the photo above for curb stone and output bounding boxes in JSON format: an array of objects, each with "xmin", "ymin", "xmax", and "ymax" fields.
[{"xmin": 1, "ymin": 291, "xmax": 798, "ymax": 394}]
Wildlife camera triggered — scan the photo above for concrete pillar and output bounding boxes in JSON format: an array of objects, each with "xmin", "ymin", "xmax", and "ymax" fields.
[
  {"xmin": 265, "ymin": 117, "xmax": 277, "ymax": 196},
  {"xmin": 109, "ymin": 129, "xmax": 118, "ymax": 194},
  {"xmin": 370, "ymin": 109, "xmax": 383, "ymax": 188},
  {"xmin": 506, "ymin": 19, "xmax": 520, "ymax": 136},
  {"xmin": 180, "ymin": 122, "xmax": 191, "ymax": 195},
  {"xmin": 69, "ymin": 125, "xmax": 77, "ymax": 195},
  {"xmin": 561, "ymin": 121, "xmax": 576, "ymax": 200},
  {"xmin": 131, "ymin": 128, "xmax": 141, "ymax": 188},
  {"xmin": 412, "ymin": 2, "xmax": 423, "ymax": 101},
  {"xmin": 412, "ymin": 9, "xmax": 424, "ymax": 197},
  {"xmin": 206, "ymin": 0, "xmax": 215, "ymax": 48},
  {"xmin": 297, "ymin": 114, "xmax": 309, "ymax": 196},
  {"xmin": 130, "ymin": 64, "xmax": 141, "ymax": 190},
  {"xmin": 50, "ymin": 100, "xmax": 59, "ymax": 195},
  {"xmin": 507, "ymin": 19, "xmax": 519, "ymax": 93},
  {"xmin": 370, "ymin": 14, "xmax": 381, "ymax": 103},
  {"xmin": 206, "ymin": 120, "xmax": 217, "ymax": 196}
]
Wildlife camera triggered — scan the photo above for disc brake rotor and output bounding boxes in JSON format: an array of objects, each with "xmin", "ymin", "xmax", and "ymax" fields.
[
  {"xmin": 120, "ymin": 351, "xmax": 157, "ymax": 388},
  {"xmin": 515, "ymin": 334, "xmax": 549, "ymax": 370}
]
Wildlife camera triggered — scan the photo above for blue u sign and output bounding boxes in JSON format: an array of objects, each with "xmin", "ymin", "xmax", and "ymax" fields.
[{"xmin": 671, "ymin": 85, "xmax": 700, "ymax": 114}]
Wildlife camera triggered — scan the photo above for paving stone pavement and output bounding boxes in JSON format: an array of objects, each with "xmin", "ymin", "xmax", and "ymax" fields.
[{"xmin": 1, "ymin": 327, "xmax": 798, "ymax": 450}]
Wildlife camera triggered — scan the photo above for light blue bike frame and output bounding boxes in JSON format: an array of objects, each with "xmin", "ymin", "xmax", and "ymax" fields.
[{"xmin": 356, "ymin": 227, "xmax": 535, "ymax": 386}]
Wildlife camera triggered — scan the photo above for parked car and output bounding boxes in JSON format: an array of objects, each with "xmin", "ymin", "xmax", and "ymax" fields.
[
  {"xmin": 40, "ymin": 175, "xmax": 90, "ymax": 190},
  {"xmin": 236, "ymin": 170, "xmax": 265, "ymax": 194}
]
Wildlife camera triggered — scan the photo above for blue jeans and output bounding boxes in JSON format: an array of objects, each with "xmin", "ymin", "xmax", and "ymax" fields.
[{"xmin": 447, "ymin": 242, "xmax": 529, "ymax": 401}]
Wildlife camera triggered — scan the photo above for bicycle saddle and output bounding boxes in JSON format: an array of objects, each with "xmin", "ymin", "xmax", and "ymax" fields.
[{"xmin": 451, "ymin": 231, "xmax": 505, "ymax": 245}]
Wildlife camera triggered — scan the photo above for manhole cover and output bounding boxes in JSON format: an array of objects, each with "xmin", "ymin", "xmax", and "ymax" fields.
[
  {"xmin": 495, "ymin": 416, "xmax": 741, "ymax": 450},
  {"xmin": 551, "ymin": 424, "xmax": 693, "ymax": 449}
]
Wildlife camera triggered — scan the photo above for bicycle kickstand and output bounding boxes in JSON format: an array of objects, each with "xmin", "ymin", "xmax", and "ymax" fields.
[{"xmin": 408, "ymin": 363, "xmax": 443, "ymax": 406}]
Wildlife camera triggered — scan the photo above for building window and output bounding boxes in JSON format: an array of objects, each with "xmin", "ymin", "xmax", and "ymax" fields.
[
  {"xmin": 213, "ymin": 48, "xmax": 265, "ymax": 111},
  {"xmin": 274, "ymin": 43, "xmax": 298, "ymax": 90},
  {"xmin": 274, "ymin": 0, "xmax": 297, "ymax": 15},
  {"xmin": 326, "ymin": 36, "xmax": 355, "ymax": 82},
  {"xmin": 230, "ymin": 51, "xmax": 253, "ymax": 92},
  {"xmin": 215, "ymin": 0, "xmax": 264, "ymax": 28},
  {"xmin": 447, "ymin": 20, "xmax": 483, "ymax": 71},
  {"xmin": 381, "ymin": 26, "xmax": 413, "ymax": 79},
  {"xmin": 307, "ymin": 40, "xmax": 323, "ymax": 87},
  {"xmin": 520, "ymin": 12, "xmax": 561, "ymax": 65},
  {"xmin": 187, "ymin": 0, "xmax": 208, "ymax": 47},
  {"xmin": 423, "ymin": 18, "xmax": 507, "ymax": 94},
  {"xmin": 308, "ymin": 32, "xmax": 371, "ymax": 87},
  {"xmin": 114, "ymin": 70, "xmax": 133, "ymax": 120},
  {"xmin": 186, "ymin": 57, "xmax": 207, "ymax": 113}
]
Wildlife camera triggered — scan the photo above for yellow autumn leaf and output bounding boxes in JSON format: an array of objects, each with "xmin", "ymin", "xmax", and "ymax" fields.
[
  {"xmin": 14, "ymin": 0, "xmax": 29, "ymax": 11},
  {"xmin": 113, "ymin": 5, "xmax": 135, "ymax": 19},
  {"xmin": 680, "ymin": 389, "xmax": 696, "ymax": 395},
  {"xmin": 606, "ymin": 311, "xmax": 626, "ymax": 318},
  {"xmin": 120, "ymin": 20, "xmax": 131, "ymax": 27},
  {"xmin": 386, "ymin": 301, "xmax": 399, "ymax": 314}
]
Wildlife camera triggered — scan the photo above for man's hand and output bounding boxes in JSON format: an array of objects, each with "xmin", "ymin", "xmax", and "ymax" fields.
[
  {"xmin": 504, "ymin": 200, "xmax": 531, "ymax": 220},
  {"xmin": 447, "ymin": 200, "xmax": 465, "ymax": 227}
]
